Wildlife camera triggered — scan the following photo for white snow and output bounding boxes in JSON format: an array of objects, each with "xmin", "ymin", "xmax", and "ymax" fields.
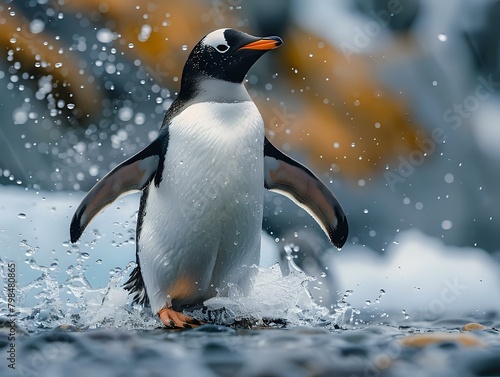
[{"xmin": 331, "ymin": 230, "xmax": 500, "ymax": 318}]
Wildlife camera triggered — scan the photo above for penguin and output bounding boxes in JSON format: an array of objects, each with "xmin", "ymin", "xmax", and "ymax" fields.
[{"xmin": 70, "ymin": 28, "xmax": 348, "ymax": 328}]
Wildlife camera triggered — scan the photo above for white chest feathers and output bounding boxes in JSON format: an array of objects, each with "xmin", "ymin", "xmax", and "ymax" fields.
[
  {"xmin": 139, "ymin": 100, "xmax": 266, "ymax": 313},
  {"xmin": 162, "ymin": 101, "xmax": 265, "ymax": 204}
]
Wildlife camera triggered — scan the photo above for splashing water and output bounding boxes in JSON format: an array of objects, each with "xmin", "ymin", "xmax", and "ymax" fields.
[
  {"xmin": 192, "ymin": 264, "xmax": 331, "ymax": 327},
  {"xmin": 0, "ymin": 254, "xmax": 159, "ymax": 332},
  {"xmin": 0, "ymin": 254, "xmax": 346, "ymax": 333},
  {"xmin": 0, "ymin": 187, "xmax": 352, "ymax": 333}
]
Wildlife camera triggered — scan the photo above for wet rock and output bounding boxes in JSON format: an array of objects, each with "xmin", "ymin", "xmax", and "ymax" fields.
[
  {"xmin": 461, "ymin": 322, "xmax": 487, "ymax": 332},
  {"xmin": 0, "ymin": 317, "xmax": 28, "ymax": 335},
  {"xmin": 191, "ymin": 324, "xmax": 236, "ymax": 333},
  {"xmin": 400, "ymin": 333, "xmax": 487, "ymax": 348}
]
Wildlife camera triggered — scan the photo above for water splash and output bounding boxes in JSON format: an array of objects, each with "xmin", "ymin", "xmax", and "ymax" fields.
[
  {"xmin": 0, "ymin": 254, "xmax": 158, "ymax": 332},
  {"xmin": 1, "ymin": 234, "xmax": 356, "ymax": 332},
  {"xmin": 191, "ymin": 264, "xmax": 330, "ymax": 327}
]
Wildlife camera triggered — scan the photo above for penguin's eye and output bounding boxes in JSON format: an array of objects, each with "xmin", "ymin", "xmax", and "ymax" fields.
[{"xmin": 215, "ymin": 44, "xmax": 229, "ymax": 53}]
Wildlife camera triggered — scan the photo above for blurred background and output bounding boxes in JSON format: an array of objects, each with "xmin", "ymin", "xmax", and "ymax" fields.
[{"xmin": 1, "ymin": 0, "xmax": 500, "ymax": 313}]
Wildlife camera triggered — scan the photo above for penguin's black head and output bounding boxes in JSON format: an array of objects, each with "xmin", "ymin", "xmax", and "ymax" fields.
[{"xmin": 180, "ymin": 28, "xmax": 282, "ymax": 89}]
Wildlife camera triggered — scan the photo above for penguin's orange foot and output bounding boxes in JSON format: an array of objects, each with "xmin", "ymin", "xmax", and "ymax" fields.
[{"xmin": 158, "ymin": 307, "xmax": 202, "ymax": 329}]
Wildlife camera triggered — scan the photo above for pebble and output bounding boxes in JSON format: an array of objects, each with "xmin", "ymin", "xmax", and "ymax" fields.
[
  {"xmin": 461, "ymin": 322, "xmax": 487, "ymax": 332},
  {"xmin": 400, "ymin": 333, "xmax": 487, "ymax": 348}
]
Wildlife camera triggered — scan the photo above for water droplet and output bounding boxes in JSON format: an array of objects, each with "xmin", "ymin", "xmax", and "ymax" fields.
[
  {"xmin": 96, "ymin": 259, "xmax": 102, "ymax": 264},
  {"xmin": 365, "ymin": 300, "xmax": 371, "ymax": 306},
  {"xmin": 441, "ymin": 220, "xmax": 453, "ymax": 230},
  {"xmin": 437, "ymin": 34, "xmax": 447, "ymax": 42},
  {"xmin": 89, "ymin": 165, "xmax": 99, "ymax": 177},
  {"xmin": 18, "ymin": 213, "xmax": 26, "ymax": 219},
  {"xmin": 81, "ymin": 252, "xmax": 90, "ymax": 259},
  {"xmin": 118, "ymin": 106, "xmax": 133, "ymax": 122},
  {"xmin": 96, "ymin": 28, "xmax": 115, "ymax": 43},
  {"xmin": 30, "ymin": 19, "xmax": 45, "ymax": 34},
  {"xmin": 138, "ymin": 24, "xmax": 152, "ymax": 42},
  {"xmin": 181, "ymin": 44, "xmax": 188, "ymax": 51}
]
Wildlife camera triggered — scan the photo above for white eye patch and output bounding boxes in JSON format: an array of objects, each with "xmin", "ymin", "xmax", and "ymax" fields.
[{"xmin": 202, "ymin": 28, "xmax": 230, "ymax": 53}]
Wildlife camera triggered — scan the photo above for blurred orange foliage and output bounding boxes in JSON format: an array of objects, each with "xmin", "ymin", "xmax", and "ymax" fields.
[{"xmin": 2, "ymin": 0, "xmax": 425, "ymax": 181}]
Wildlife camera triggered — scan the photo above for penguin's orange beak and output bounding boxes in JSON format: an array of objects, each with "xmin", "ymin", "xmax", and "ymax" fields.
[{"xmin": 239, "ymin": 37, "xmax": 283, "ymax": 51}]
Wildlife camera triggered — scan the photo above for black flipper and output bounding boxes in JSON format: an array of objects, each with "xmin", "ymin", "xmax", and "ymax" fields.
[
  {"xmin": 123, "ymin": 263, "xmax": 149, "ymax": 306},
  {"xmin": 70, "ymin": 138, "xmax": 162, "ymax": 243},
  {"xmin": 123, "ymin": 185, "xmax": 151, "ymax": 306},
  {"xmin": 263, "ymin": 137, "xmax": 348, "ymax": 248}
]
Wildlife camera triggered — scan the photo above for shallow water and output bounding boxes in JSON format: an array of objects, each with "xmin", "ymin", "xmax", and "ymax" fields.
[
  {"xmin": 1, "ymin": 259, "xmax": 499, "ymax": 377},
  {"xmin": 1, "ymin": 316, "xmax": 500, "ymax": 377}
]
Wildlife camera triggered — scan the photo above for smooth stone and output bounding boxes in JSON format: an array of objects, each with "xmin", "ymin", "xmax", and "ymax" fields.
[
  {"xmin": 461, "ymin": 323, "xmax": 487, "ymax": 332},
  {"xmin": 400, "ymin": 333, "xmax": 487, "ymax": 348}
]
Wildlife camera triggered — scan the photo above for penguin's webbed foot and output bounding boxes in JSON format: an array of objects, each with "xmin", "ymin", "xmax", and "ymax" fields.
[{"xmin": 158, "ymin": 307, "xmax": 201, "ymax": 329}]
